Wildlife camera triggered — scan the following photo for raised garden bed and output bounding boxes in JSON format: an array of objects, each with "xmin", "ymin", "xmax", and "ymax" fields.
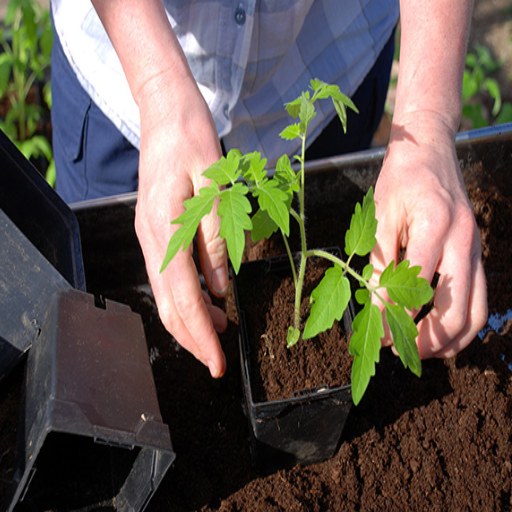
[{"xmin": 1, "ymin": 123, "xmax": 511, "ymax": 510}]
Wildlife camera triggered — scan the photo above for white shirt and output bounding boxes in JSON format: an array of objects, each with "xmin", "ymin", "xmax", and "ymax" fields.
[{"xmin": 51, "ymin": 0, "xmax": 398, "ymax": 166}]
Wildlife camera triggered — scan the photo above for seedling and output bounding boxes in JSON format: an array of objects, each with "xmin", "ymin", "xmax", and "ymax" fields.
[{"xmin": 161, "ymin": 79, "xmax": 433, "ymax": 405}]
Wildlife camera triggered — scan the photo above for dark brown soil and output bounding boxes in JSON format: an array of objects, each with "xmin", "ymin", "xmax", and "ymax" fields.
[
  {"xmin": 1, "ymin": 160, "xmax": 511, "ymax": 511},
  {"xmin": 236, "ymin": 254, "xmax": 352, "ymax": 403},
  {"xmin": 146, "ymin": 169, "xmax": 510, "ymax": 511}
]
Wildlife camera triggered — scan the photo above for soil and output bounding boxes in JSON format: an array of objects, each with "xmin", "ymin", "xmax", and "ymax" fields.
[
  {"xmin": 1, "ymin": 156, "xmax": 511, "ymax": 511},
  {"xmin": 235, "ymin": 254, "xmax": 352, "ymax": 403},
  {"xmin": 123, "ymin": 163, "xmax": 511, "ymax": 512}
]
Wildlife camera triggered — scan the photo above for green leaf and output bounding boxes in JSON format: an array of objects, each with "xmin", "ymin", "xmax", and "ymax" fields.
[
  {"xmin": 252, "ymin": 178, "xmax": 290, "ymax": 235},
  {"xmin": 496, "ymin": 102, "xmax": 512, "ymax": 124},
  {"xmin": 298, "ymin": 93, "xmax": 316, "ymax": 129},
  {"xmin": 203, "ymin": 150, "xmax": 241, "ymax": 185},
  {"xmin": 160, "ymin": 184, "xmax": 219, "ymax": 272},
  {"xmin": 362, "ymin": 263, "xmax": 373, "ymax": 281},
  {"xmin": 285, "ymin": 97, "xmax": 302, "ymax": 118},
  {"xmin": 303, "ymin": 264, "xmax": 351, "ymax": 339},
  {"xmin": 218, "ymin": 183, "xmax": 252, "ymax": 273},
  {"xmin": 240, "ymin": 151, "xmax": 267, "ymax": 183},
  {"xmin": 345, "ymin": 187, "xmax": 377, "ymax": 257},
  {"xmin": 379, "ymin": 260, "xmax": 434, "ymax": 311},
  {"xmin": 287, "ymin": 326, "xmax": 301, "ymax": 348},
  {"xmin": 279, "ymin": 123, "xmax": 302, "ymax": 141},
  {"xmin": 274, "ymin": 154, "xmax": 299, "ymax": 192},
  {"xmin": 349, "ymin": 300, "xmax": 384, "ymax": 405},
  {"xmin": 384, "ymin": 303, "xmax": 422, "ymax": 377},
  {"xmin": 251, "ymin": 208, "xmax": 278, "ymax": 242},
  {"xmin": 0, "ymin": 53, "xmax": 12, "ymax": 96},
  {"xmin": 355, "ymin": 288, "xmax": 369, "ymax": 305},
  {"xmin": 333, "ymin": 99, "xmax": 348, "ymax": 133},
  {"xmin": 482, "ymin": 77, "xmax": 502, "ymax": 116}
]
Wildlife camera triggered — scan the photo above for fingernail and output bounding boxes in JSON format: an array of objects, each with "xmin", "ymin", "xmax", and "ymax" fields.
[
  {"xmin": 212, "ymin": 267, "xmax": 228, "ymax": 295},
  {"xmin": 208, "ymin": 359, "xmax": 221, "ymax": 379}
]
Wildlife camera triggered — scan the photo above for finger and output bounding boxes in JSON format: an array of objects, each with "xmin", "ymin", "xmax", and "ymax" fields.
[
  {"xmin": 414, "ymin": 228, "xmax": 475, "ymax": 358},
  {"xmin": 137, "ymin": 191, "xmax": 227, "ymax": 378},
  {"xmin": 370, "ymin": 197, "xmax": 401, "ymax": 347},
  {"xmin": 202, "ymin": 290, "xmax": 228, "ymax": 333},
  {"xmin": 197, "ymin": 202, "xmax": 229, "ymax": 297},
  {"xmin": 428, "ymin": 258, "xmax": 487, "ymax": 359},
  {"xmin": 153, "ymin": 250, "xmax": 227, "ymax": 377}
]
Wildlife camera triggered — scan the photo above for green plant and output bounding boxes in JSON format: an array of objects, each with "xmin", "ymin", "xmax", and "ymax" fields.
[
  {"xmin": 462, "ymin": 45, "xmax": 512, "ymax": 129},
  {"xmin": 0, "ymin": 0, "xmax": 55, "ymax": 185},
  {"xmin": 161, "ymin": 79, "xmax": 433, "ymax": 405}
]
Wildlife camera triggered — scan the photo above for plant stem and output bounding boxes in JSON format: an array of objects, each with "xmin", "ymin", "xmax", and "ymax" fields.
[
  {"xmin": 308, "ymin": 248, "xmax": 373, "ymax": 289},
  {"xmin": 292, "ymin": 133, "xmax": 309, "ymax": 330},
  {"xmin": 281, "ymin": 228, "xmax": 297, "ymax": 286}
]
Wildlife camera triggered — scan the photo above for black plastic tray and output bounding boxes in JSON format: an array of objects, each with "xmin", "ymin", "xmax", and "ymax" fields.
[{"xmin": 5, "ymin": 288, "xmax": 175, "ymax": 512}]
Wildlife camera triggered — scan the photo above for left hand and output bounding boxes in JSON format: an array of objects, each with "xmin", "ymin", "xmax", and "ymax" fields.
[{"xmin": 371, "ymin": 114, "xmax": 488, "ymax": 359}]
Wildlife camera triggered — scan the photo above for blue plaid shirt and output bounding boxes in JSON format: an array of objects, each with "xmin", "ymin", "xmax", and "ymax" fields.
[{"xmin": 52, "ymin": 0, "xmax": 398, "ymax": 166}]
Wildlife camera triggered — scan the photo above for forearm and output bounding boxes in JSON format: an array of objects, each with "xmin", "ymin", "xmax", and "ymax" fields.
[
  {"xmin": 394, "ymin": 0, "xmax": 474, "ymax": 137},
  {"xmin": 91, "ymin": 0, "xmax": 197, "ymax": 113}
]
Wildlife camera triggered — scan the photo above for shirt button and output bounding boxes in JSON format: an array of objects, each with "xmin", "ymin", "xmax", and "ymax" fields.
[
  {"xmin": 234, "ymin": 7, "xmax": 246, "ymax": 25},
  {"xmin": 223, "ymin": 104, "xmax": 230, "ymax": 119}
]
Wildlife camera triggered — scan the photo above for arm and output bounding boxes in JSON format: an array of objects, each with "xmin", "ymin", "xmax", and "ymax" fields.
[
  {"xmin": 372, "ymin": 0, "xmax": 488, "ymax": 358},
  {"xmin": 91, "ymin": 0, "xmax": 229, "ymax": 377}
]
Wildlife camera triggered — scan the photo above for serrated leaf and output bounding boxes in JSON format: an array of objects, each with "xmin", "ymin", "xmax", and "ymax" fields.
[
  {"xmin": 287, "ymin": 326, "xmax": 301, "ymax": 347},
  {"xmin": 303, "ymin": 265, "xmax": 350, "ymax": 339},
  {"xmin": 280, "ymin": 123, "xmax": 302, "ymax": 141},
  {"xmin": 285, "ymin": 97, "xmax": 302, "ymax": 118},
  {"xmin": 161, "ymin": 184, "xmax": 219, "ymax": 272},
  {"xmin": 345, "ymin": 187, "xmax": 377, "ymax": 257},
  {"xmin": 299, "ymin": 93, "xmax": 316, "ymax": 129},
  {"xmin": 241, "ymin": 151, "xmax": 267, "ymax": 183},
  {"xmin": 349, "ymin": 300, "xmax": 384, "ymax": 405},
  {"xmin": 275, "ymin": 154, "xmax": 299, "ymax": 192},
  {"xmin": 333, "ymin": 99, "xmax": 348, "ymax": 133},
  {"xmin": 251, "ymin": 208, "xmax": 278, "ymax": 242},
  {"xmin": 203, "ymin": 150, "xmax": 241, "ymax": 185},
  {"xmin": 218, "ymin": 183, "xmax": 252, "ymax": 273},
  {"xmin": 253, "ymin": 178, "xmax": 290, "ymax": 235},
  {"xmin": 309, "ymin": 78, "xmax": 324, "ymax": 93},
  {"xmin": 380, "ymin": 260, "xmax": 434, "ymax": 311},
  {"xmin": 384, "ymin": 303, "xmax": 422, "ymax": 377}
]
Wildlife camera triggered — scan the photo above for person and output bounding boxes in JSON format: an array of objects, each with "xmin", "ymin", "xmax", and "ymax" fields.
[{"xmin": 50, "ymin": 0, "xmax": 487, "ymax": 379}]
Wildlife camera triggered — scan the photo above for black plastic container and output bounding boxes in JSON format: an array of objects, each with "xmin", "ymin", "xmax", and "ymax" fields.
[
  {"xmin": 0, "ymin": 210, "xmax": 72, "ymax": 381},
  {"xmin": 5, "ymin": 288, "xmax": 175, "ymax": 512},
  {"xmin": 233, "ymin": 251, "xmax": 354, "ymax": 474},
  {"xmin": 0, "ymin": 131, "xmax": 85, "ymax": 382}
]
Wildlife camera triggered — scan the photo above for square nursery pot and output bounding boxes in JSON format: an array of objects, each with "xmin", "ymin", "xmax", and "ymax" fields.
[
  {"xmin": 5, "ymin": 288, "xmax": 175, "ymax": 512},
  {"xmin": 233, "ymin": 249, "xmax": 355, "ymax": 474},
  {"xmin": 0, "ymin": 131, "xmax": 174, "ymax": 511}
]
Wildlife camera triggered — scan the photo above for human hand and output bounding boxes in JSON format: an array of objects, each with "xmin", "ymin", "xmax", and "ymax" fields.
[
  {"xmin": 371, "ymin": 115, "xmax": 487, "ymax": 359},
  {"xmin": 134, "ymin": 73, "xmax": 229, "ymax": 378}
]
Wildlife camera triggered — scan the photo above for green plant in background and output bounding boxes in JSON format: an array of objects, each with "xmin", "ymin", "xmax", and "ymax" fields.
[
  {"xmin": 0, "ymin": 0, "xmax": 54, "ymax": 185},
  {"xmin": 462, "ymin": 44, "xmax": 512, "ymax": 129},
  {"xmin": 161, "ymin": 79, "xmax": 433, "ymax": 405}
]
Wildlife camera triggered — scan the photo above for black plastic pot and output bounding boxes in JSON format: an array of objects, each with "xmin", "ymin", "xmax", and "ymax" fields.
[
  {"xmin": 233, "ymin": 250, "xmax": 355, "ymax": 474},
  {"xmin": 0, "ymin": 131, "xmax": 85, "ymax": 382},
  {"xmin": 0, "ymin": 131, "xmax": 174, "ymax": 511},
  {"xmin": 5, "ymin": 288, "xmax": 175, "ymax": 512}
]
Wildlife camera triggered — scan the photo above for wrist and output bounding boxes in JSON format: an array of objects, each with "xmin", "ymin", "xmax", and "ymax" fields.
[{"xmin": 389, "ymin": 109, "xmax": 458, "ymax": 149}]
